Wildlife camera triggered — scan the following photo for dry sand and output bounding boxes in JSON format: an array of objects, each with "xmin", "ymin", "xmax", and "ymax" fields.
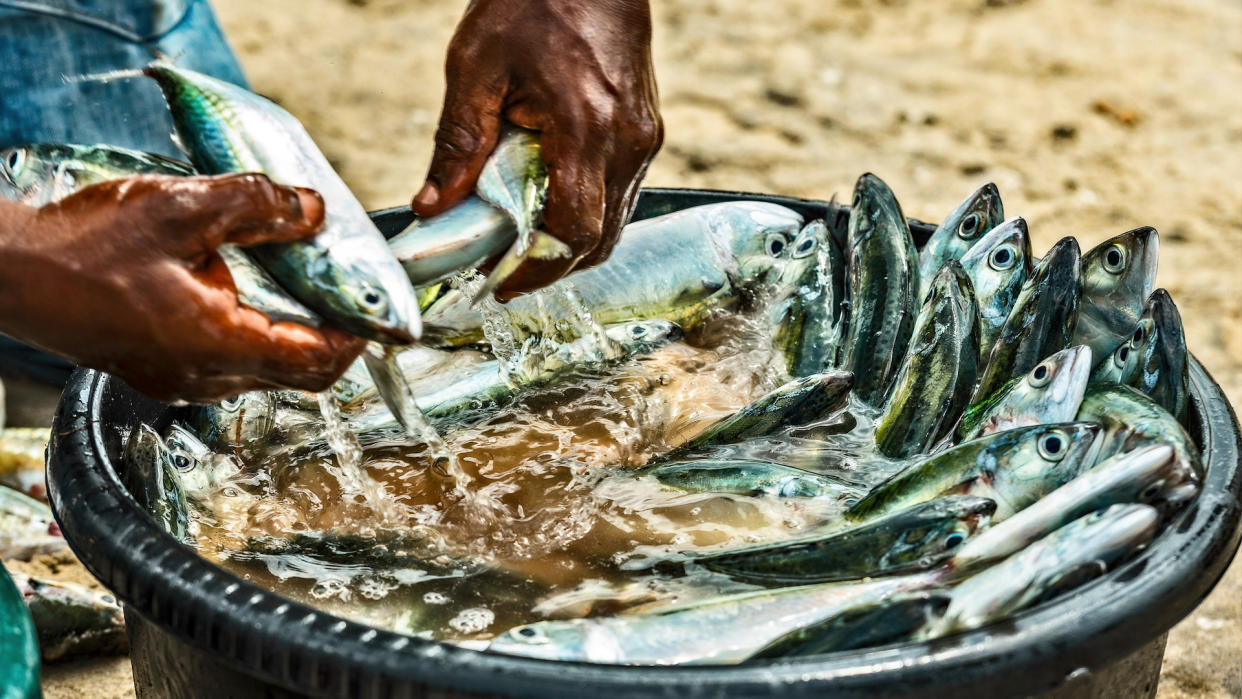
[{"xmin": 33, "ymin": 0, "xmax": 1242, "ymax": 696}]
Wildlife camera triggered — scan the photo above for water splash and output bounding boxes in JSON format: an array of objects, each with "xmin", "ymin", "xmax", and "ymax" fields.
[{"xmin": 316, "ymin": 391, "xmax": 365, "ymax": 490}]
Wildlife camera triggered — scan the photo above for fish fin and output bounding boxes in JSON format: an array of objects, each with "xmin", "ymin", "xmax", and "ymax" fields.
[{"xmin": 471, "ymin": 231, "xmax": 572, "ymax": 304}]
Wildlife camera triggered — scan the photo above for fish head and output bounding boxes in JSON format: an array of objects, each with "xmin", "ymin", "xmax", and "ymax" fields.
[
  {"xmin": 1120, "ymin": 289, "xmax": 1188, "ymax": 418},
  {"xmin": 192, "ymin": 391, "xmax": 278, "ymax": 451},
  {"xmin": 0, "ymin": 145, "xmax": 72, "ymax": 205},
  {"xmin": 1045, "ymin": 503, "xmax": 1160, "ymax": 568},
  {"xmin": 881, "ymin": 496, "xmax": 997, "ymax": 569},
  {"xmin": 606, "ymin": 319, "xmax": 684, "ymax": 354},
  {"xmin": 310, "ymin": 245, "xmax": 424, "ymax": 344},
  {"xmin": 979, "ymin": 422, "xmax": 1100, "ymax": 516},
  {"xmin": 847, "ymin": 173, "xmax": 906, "ymax": 251},
  {"xmin": 0, "ymin": 146, "xmax": 30, "ymax": 199},
  {"xmin": 1106, "ymin": 445, "xmax": 1199, "ymax": 513},
  {"xmin": 924, "ymin": 183, "xmax": 1006, "ymax": 266},
  {"xmin": 960, "ymin": 217, "xmax": 1032, "ymax": 322},
  {"xmin": 1082, "ymin": 227, "xmax": 1159, "ymax": 311},
  {"xmin": 723, "ymin": 202, "xmax": 807, "ymax": 290},
  {"xmin": 164, "ymin": 425, "xmax": 241, "ymax": 501},
  {"xmin": 488, "ymin": 621, "xmax": 593, "ymax": 661},
  {"xmin": 982, "ymin": 346, "xmax": 1093, "ymax": 435}
]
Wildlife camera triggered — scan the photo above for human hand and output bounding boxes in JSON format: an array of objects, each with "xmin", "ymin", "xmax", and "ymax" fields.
[
  {"xmin": 411, "ymin": 0, "xmax": 663, "ymax": 299},
  {"xmin": 0, "ymin": 174, "xmax": 365, "ymax": 403}
]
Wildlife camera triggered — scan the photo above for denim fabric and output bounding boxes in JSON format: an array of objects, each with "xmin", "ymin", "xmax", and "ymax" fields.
[
  {"xmin": 0, "ymin": 0, "xmax": 247, "ymax": 158},
  {"xmin": 0, "ymin": 0, "xmax": 247, "ymax": 384}
]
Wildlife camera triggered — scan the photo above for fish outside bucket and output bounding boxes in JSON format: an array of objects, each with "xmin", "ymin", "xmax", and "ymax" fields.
[{"xmin": 46, "ymin": 189, "xmax": 1242, "ymax": 699}]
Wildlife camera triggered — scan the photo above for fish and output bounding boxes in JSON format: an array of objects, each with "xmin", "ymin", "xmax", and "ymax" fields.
[
  {"xmin": 929, "ymin": 503, "xmax": 1159, "ymax": 636},
  {"xmin": 422, "ymin": 201, "xmax": 806, "ymax": 347},
  {"xmin": 1076, "ymin": 383, "xmax": 1203, "ymax": 482},
  {"xmin": 770, "ymin": 220, "xmax": 847, "ymax": 376},
  {"xmin": 750, "ymin": 591, "xmax": 950, "ymax": 658},
  {"xmin": 8, "ymin": 570, "xmax": 128, "ymax": 662},
  {"xmin": 121, "ymin": 425, "xmax": 193, "ymax": 543},
  {"xmin": 950, "ymin": 445, "xmax": 1194, "ymax": 572},
  {"xmin": 0, "ymin": 428, "xmax": 49, "ymax": 501},
  {"xmin": 838, "ymin": 173, "xmax": 921, "ymax": 406},
  {"xmin": 1072, "ymin": 227, "xmax": 1159, "ymax": 362},
  {"xmin": 875, "ymin": 260, "xmax": 980, "ymax": 458},
  {"xmin": 145, "ymin": 64, "xmax": 421, "ymax": 343},
  {"xmin": 917, "ymin": 182, "xmax": 1005, "ymax": 298},
  {"xmin": 691, "ymin": 496, "xmax": 995, "ymax": 585},
  {"xmin": 0, "ymin": 142, "xmax": 194, "ymax": 206},
  {"xmin": 162, "ymin": 425, "xmax": 242, "ymax": 502},
  {"xmin": 631, "ymin": 459, "xmax": 862, "ymax": 499},
  {"xmin": 486, "ymin": 571, "xmax": 938, "ymax": 665},
  {"xmin": 958, "ymin": 217, "xmax": 1033, "ymax": 359},
  {"xmin": 848, "ymin": 422, "xmax": 1100, "ymax": 522},
  {"xmin": 673, "ymin": 370, "xmax": 854, "ymax": 454},
  {"xmin": 389, "ymin": 127, "xmax": 571, "ymax": 294},
  {"xmin": 0, "ymin": 486, "xmax": 65, "ymax": 561},
  {"xmin": 1094, "ymin": 290, "xmax": 1189, "ymax": 423},
  {"xmin": 955, "ymin": 345, "xmax": 1093, "ymax": 443},
  {"xmin": 970, "ymin": 236, "xmax": 1082, "ymax": 407},
  {"xmin": 0, "ymin": 142, "xmax": 320, "ymax": 328}
]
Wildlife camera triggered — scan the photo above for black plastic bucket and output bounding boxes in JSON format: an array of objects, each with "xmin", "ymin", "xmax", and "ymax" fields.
[{"xmin": 47, "ymin": 188, "xmax": 1242, "ymax": 699}]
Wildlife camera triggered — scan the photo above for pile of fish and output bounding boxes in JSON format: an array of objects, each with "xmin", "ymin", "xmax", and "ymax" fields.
[{"xmin": 0, "ymin": 64, "xmax": 1203, "ymax": 666}]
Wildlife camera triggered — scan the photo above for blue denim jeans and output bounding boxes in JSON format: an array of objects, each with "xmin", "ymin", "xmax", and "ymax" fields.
[{"xmin": 0, "ymin": 0, "xmax": 248, "ymax": 383}]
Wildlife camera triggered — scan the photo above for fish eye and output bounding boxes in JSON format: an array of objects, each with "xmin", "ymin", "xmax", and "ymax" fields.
[
  {"xmin": 220, "ymin": 395, "xmax": 243, "ymax": 411},
  {"xmin": 1029, "ymin": 362, "xmax": 1053, "ymax": 387},
  {"xmin": 2, "ymin": 149, "xmax": 22, "ymax": 178},
  {"xmin": 355, "ymin": 284, "xmax": 388, "ymax": 312},
  {"xmin": 852, "ymin": 192, "xmax": 862, "ymax": 209},
  {"xmin": 1132, "ymin": 326, "xmax": 1145, "ymax": 345},
  {"xmin": 765, "ymin": 233, "xmax": 787, "ymax": 257},
  {"xmin": 1038, "ymin": 430, "xmax": 1069, "ymax": 461},
  {"xmin": 944, "ymin": 532, "xmax": 966, "ymax": 549},
  {"xmin": 1102, "ymin": 243, "xmax": 1126, "ymax": 274},
  {"xmin": 792, "ymin": 235, "xmax": 817, "ymax": 258},
  {"xmin": 1113, "ymin": 344, "xmax": 1130, "ymax": 367},
  {"xmin": 988, "ymin": 244, "xmax": 1017, "ymax": 271},
  {"xmin": 171, "ymin": 453, "xmax": 193, "ymax": 471},
  {"xmin": 1139, "ymin": 481, "xmax": 1164, "ymax": 501},
  {"xmin": 513, "ymin": 626, "xmax": 548, "ymax": 644},
  {"xmin": 957, "ymin": 212, "xmax": 983, "ymax": 240},
  {"xmin": 630, "ymin": 325, "xmax": 648, "ymax": 338}
]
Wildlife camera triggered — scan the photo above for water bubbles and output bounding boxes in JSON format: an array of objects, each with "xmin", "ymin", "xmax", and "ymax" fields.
[
  {"xmin": 447, "ymin": 607, "xmax": 495, "ymax": 635},
  {"xmin": 423, "ymin": 591, "xmax": 450, "ymax": 605}
]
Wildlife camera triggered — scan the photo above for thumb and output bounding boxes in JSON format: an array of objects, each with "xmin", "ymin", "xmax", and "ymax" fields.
[{"xmin": 412, "ymin": 80, "xmax": 504, "ymax": 218}]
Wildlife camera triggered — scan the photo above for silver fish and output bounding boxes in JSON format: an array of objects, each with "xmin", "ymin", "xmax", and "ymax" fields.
[
  {"xmin": 1076, "ymin": 383, "xmax": 1203, "ymax": 482},
  {"xmin": 9, "ymin": 570, "xmax": 128, "ymax": 662},
  {"xmin": 0, "ymin": 142, "xmax": 194, "ymax": 206},
  {"xmin": 917, "ymin": 182, "xmax": 1005, "ymax": 298},
  {"xmin": 1094, "ymin": 289, "xmax": 1189, "ymax": 423},
  {"xmin": 145, "ymin": 64, "xmax": 420, "ymax": 343},
  {"xmin": 958, "ymin": 216, "xmax": 1033, "ymax": 360},
  {"xmin": 955, "ymin": 345, "xmax": 1093, "ymax": 443},
  {"xmin": 1072, "ymin": 227, "xmax": 1159, "ymax": 361},
  {"xmin": 770, "ymin": 220, "xmax": 847, "ymax": 376}
]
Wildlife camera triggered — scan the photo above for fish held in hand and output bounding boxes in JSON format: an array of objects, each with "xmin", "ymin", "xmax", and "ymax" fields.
[
  {"xmin": 875, "ymin": 260, "xmax": 980, "ymax": 458},
  {"xmin": 839, "ymin": 173, "xmax": 921, "ymax": 407},
  {"xmin": 145, "ymin": 64, "xmax": 421, "ymax": 343},
  {"xmin": 917, "ymin": 182, "xmax": 1005, "ymax": 298}
]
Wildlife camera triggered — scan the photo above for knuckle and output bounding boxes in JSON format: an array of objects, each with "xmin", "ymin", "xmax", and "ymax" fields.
[{"xmin": 433, "ymin": 119, "xmax": 484, "ymax": 162}]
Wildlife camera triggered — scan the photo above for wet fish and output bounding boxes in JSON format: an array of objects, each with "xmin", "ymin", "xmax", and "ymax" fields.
[
  {"xmin": 955, "ymin": 345, "xmax": 1092, "ymax": 443},
  {"xmin": 1094, "ymin": 290, "xmax": 1189, "ymax": 423},
  {"xmin": 8, "ymin": 570, "xmax": 128, "ymax": 661},
  {"xmin": 162, "ymin": 425, "xmax": 242, "ymax": 501},
  {"xmin": 422, "ymin": 201, "xmax": 806, "ymax": 346},
  {"xmin": 0, "ymin": 486, "xmax": 65, "ymax": 561},
  {"xmin": 875, "ymin": 261, "xmax": 980, "ymax": 458},
  {"xmin": 0, "ymin": 142, "xmax": 320, "ymax": 328},
  {"xmin": 674, "ymin": 371, "xmax": 854, "ymax": 454},
  {"xmin": 389, "ymin": 127, "xmax": 570, "ymax": 294},
  {"xmin": 145, "ymin": 64, "xmax": 420, "ymax": 343},
  {"xmin": 1072, "ymin": 227, "xmax": 1159, "ymax": 361},
  {"xmin": 0, "ymin": 428, "xmax": 49, "ymax": 501},
  {"xmin": 691, "ymin": 496, "xmax": 995, "ymax": 585},
  {"xmin": 848, "ymin": 422, "xmax": 1100, "ymax": 522},
  {"xmin": 632, "ymin": 459, "xmax": 862, "ymax": 499},
  {"xmin": 929, "ymin": 503, "xmax": 1159, "ymax": 636},
  {"xmin": 917, "ymin": 182, "xmax": 1005, "ymax": 298},
  {"xmin": 0, "ymin": 142, "xmax": 194, "ymax": 206},
  {"xmin": 751, "ymin": 592, "xmax": 950, "ymax": 658},
  {"xmin": 486, "ymin": 571, "xmax": 938, "ymax": 665},
  {"xmin": 1076, "ymin": 383, "xmax": 1203, "ymax": 482},
  {"xmin": 121, "ymin": 425, "xmax": 193, "ymax": 543},
  {"xmin": 770, "ymin": 220, "xmax": 847, "ymax": 376},
  {"xmin": 958, "ymin": 217, "xmax": 1033, "ymax": 359},
  {"xmin": 950, "ymin": 445, "xmax": 1193, "ymax": 571},
  {"xmin": 839, "ymin": 173, "xmax": 921, "ymax": 406},
  {"xmin": 970, "ymin": 236, "xmax": 1082, "ymax": 407}
]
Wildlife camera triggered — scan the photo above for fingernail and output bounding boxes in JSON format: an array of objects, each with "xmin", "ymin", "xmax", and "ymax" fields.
[
  {"xmin": 294, "ymin": 188, "xmax": 325, "ymax": 228},
  {"xmin": 412, "ymin": 181, "xmax": 440, "ymax": 211}
]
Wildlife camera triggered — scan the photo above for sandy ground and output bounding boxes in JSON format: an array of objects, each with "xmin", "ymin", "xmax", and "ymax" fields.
[{"xmin": 27, "ymin": 0, "xmax": 1242, "ymax": 696}]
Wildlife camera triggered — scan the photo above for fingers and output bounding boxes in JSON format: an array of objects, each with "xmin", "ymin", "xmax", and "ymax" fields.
[
  {"xmin": 174, "ymin": 174, "xmax": 325, "ymax": 252},
  {"xmin": 226, "ymin": 307, "xmax": 366, "ymax": 393},
  {"xmin": 580, "ymin": 101, "xmax": 664, "ymax": 270},
  {"xmin": 411, "ymin": 49, "xmax": 505, "ymax": 217}
]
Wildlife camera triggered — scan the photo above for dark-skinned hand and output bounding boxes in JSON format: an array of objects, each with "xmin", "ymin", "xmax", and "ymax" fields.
[
  {"xmin": 411, "ymin": 0, "xmax": 663, "ymax": 299},
  {"xmin": 0, "ymin": 174, "xmax": 365, "ymax": 403}
]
